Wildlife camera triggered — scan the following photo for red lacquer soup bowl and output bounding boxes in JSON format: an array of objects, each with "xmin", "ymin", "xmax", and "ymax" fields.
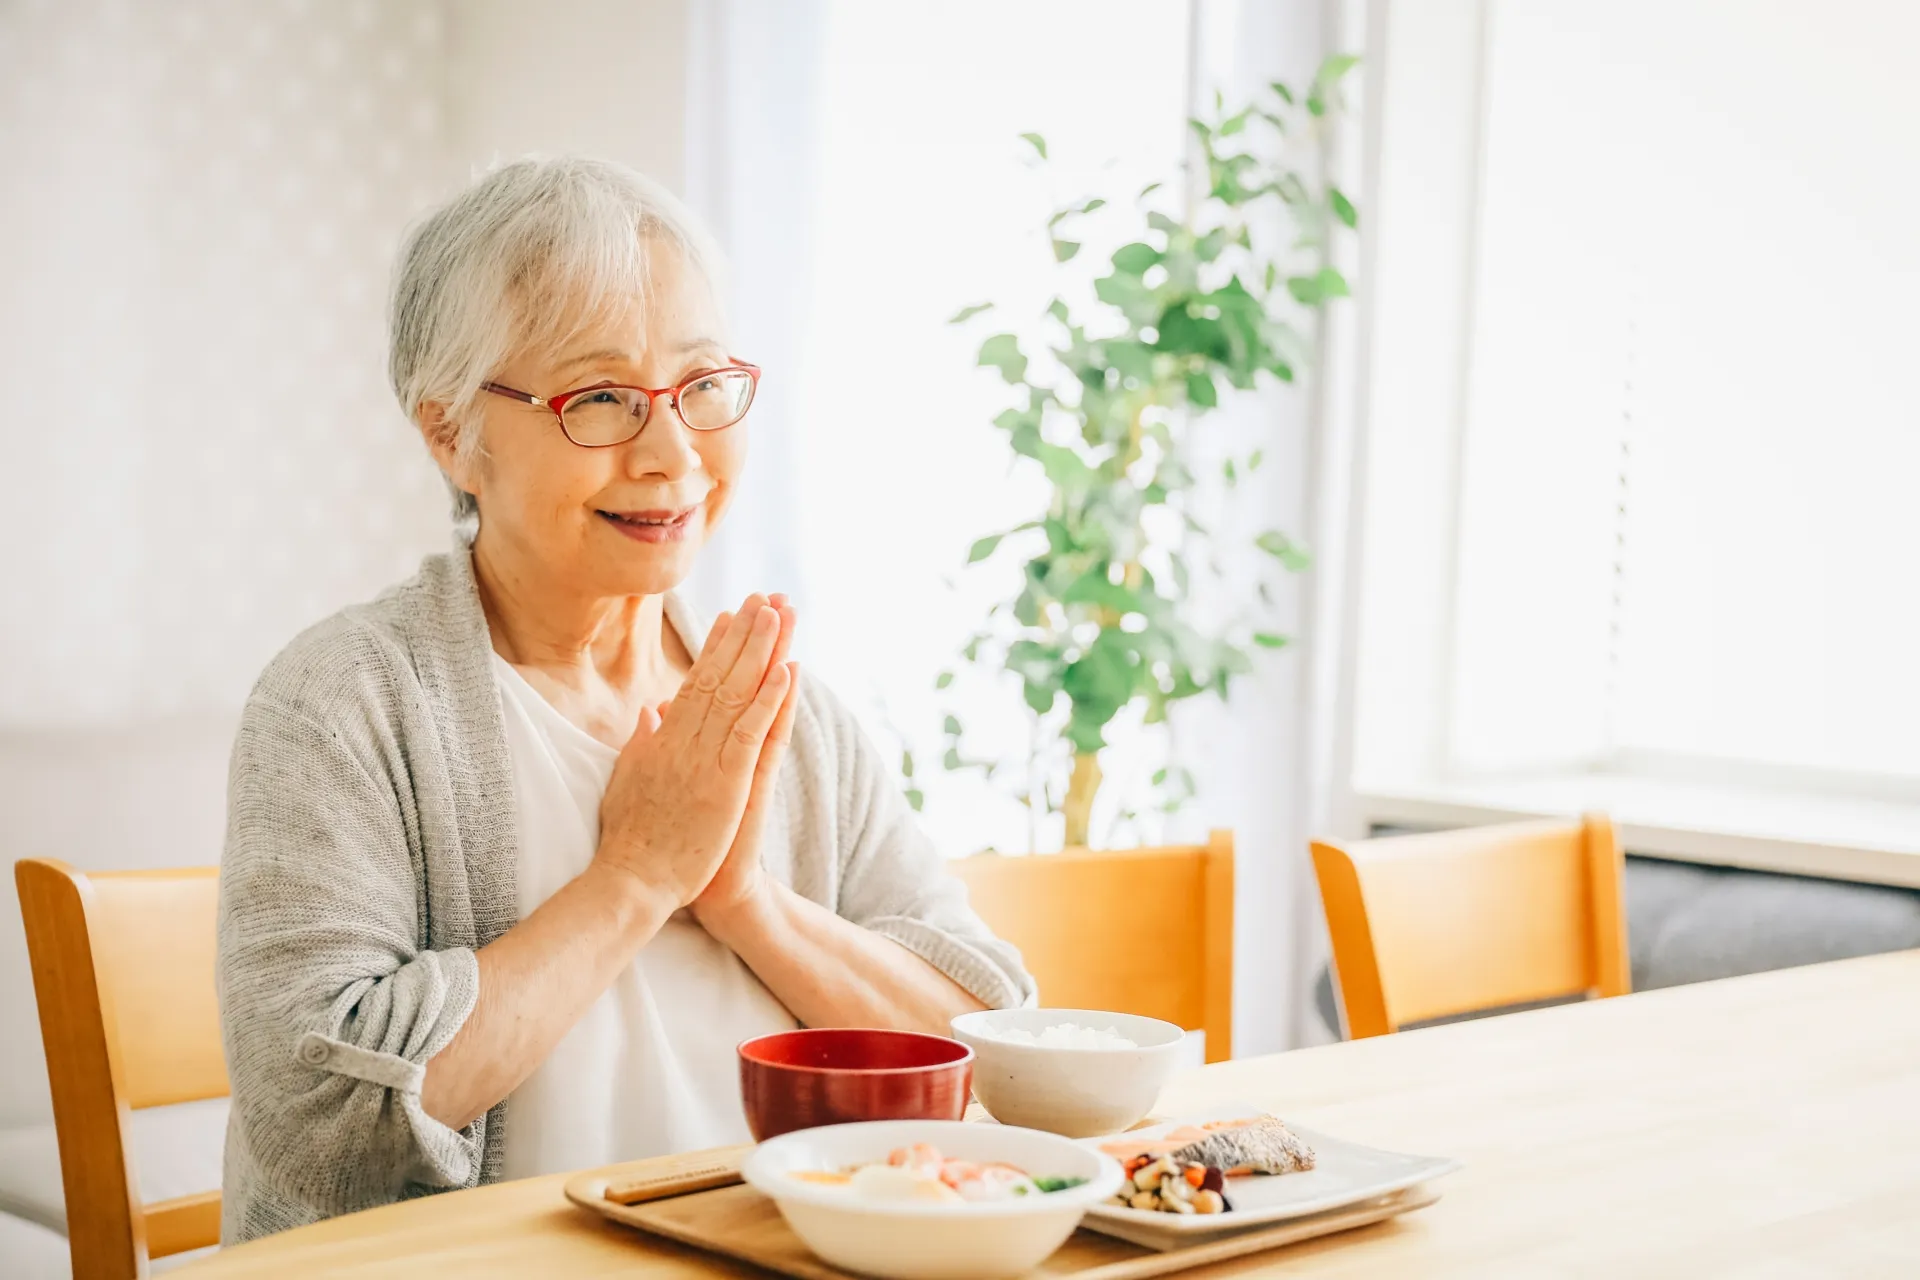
[{"xmin": 738, "ymin": 1028, "xmax": 976, "ymax": 1142}]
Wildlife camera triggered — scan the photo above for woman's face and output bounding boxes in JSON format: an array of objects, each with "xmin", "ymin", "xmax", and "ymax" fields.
[{"xmin": 452, "ymin": 243, "xmax": 745, "ymax": 599}]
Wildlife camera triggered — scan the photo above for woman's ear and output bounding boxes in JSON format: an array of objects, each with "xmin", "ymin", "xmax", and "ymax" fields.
[{"xmin": 417, "ymin": 402, "xmax": 482, "ymax": 503}]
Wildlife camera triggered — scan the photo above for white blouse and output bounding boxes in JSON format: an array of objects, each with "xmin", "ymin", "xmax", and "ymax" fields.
[{"xmin": 491, "ymin": 654, "xmax": 798, "ymax": 1180}]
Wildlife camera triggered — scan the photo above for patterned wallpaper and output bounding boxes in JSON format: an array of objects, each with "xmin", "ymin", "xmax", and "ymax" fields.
[{"xmin": 0, "ymin": 0, "xmax": 454, "ymax": 728}]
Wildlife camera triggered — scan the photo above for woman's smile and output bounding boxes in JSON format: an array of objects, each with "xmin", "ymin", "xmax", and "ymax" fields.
[{"xmin": 597, "ymin": 504, "xmax": 701, "ymax": 543}]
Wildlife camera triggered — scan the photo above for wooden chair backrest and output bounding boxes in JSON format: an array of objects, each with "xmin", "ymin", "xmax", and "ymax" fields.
[
  {"xmin": 15, "ymin": 859, "xmax": 227, "ymax": 1278},
  {"xmin": 1310, "ymin": 815, "xmax": 1629, "ymax": 1039},
  {"xmin": 951, "ymin": 830, "xmax": 1234, "ymax": 1062}
]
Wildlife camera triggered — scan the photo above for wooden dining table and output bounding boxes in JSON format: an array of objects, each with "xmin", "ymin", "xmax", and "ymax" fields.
[{"xmin": 176, "ymin": 949, "xmax": 1920, "ymax": 1277}]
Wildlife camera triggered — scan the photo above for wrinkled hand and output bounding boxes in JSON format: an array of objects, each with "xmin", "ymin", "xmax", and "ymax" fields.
[
  {"xmin": 592, "ymin": 595, "xmax": 792, "ymax": 913},
  {"xmin": 692, "ymin": 595, "xmax": 800, "ymax": 924}
]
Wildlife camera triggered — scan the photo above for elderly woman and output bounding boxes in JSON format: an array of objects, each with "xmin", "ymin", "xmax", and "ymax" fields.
[{"xmin": 215, "ymin": 156, "xmax": 1032, "ymax": 1242}]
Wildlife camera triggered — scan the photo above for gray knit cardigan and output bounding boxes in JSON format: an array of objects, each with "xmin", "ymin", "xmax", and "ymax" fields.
[{"xmin": 215, "ymin": 533, "xmax": 1034, "ymax": 1243}]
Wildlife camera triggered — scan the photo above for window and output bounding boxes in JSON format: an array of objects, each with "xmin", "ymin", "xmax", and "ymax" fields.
[
  {"xmin": 789, "ymin": 0, "xmax": 1193, "ymax": 855},
  {"xmin": 1345, "ymin": 0, "xmax": 1920, "ymax": 875}
]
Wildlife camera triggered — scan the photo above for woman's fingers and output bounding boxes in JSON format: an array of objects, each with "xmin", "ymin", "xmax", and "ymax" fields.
[
  {"xmin": 727, "ymin": 663, "xmax": 801, "ymax": 856},
  {"xmin": 672, "ymin": 598, "xmax": 763, "ymax": 722},
  {"xmin": 708, "ymin": 603, "xmax": 781, "ymax": 718},
  {"xmin": 717, "ymin": 659, "xmax": 792, "ymax": 776},
  {"xmin": 757, "ymin": 662, "xmax": 801, "ymax": 777},
  {"xmin": 768, "ymin": 595, "xmax": 796, "ymax": 673},
  {"xmin": 707, "ymin": 594, "xmax": 768, "ymax": 679}
]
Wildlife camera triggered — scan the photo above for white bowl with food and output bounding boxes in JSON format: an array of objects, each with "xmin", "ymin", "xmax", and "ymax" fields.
[
  {"xmin": 741, "ymin": 1119, "xmax": 1123, "ymax": 1280},
  {"xmin": 949, "ymin": 1009, "xmax": 1187, "ymax": 1138}
]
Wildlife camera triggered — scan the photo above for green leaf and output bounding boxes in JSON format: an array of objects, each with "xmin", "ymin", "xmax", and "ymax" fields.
[
  {"xmin": 1253, "ymin": 631, "xmax": 1289, "ymax": 649},
  {"xmin": 1218, "ymin": 107, "xmax": 1252, "ymax": 136},
  {"xmin": 1020, "ymin": 131, "xmax": 1048, "ymax": 159},
  {"xmin": 948, "ymin": 301, "xmax": 994, "ymax": 324},
  {"xmin": 943, "ymin": 714, "xmax": 963, "ymax": 737},
  {"xmin": 1138, "ymin": 180, "xmax": 1164, "ymax": 199},
  {"xmin": 977, "ymin": 332, "xmax": 1028, "ymax": 383},
  {"xmin": 1315, "ymin": 53, "xmax": 1361, "ymax": 86},
  {"xmin": 943, "ymin": 747, "xmax": 963, "ymax": 770},
  {"xmin": 1023, "ymin": 682, "xmax": 1057, "ymax": 715},
  {"xmin": 1046, "ymin": 197, "xmax": 1107, "ymax": 228},
  {"xmin": 1256, "ymin": 529, "xmax": 1313, "ymax": 571},
  {"xmin": 1104, "ymin": 339, "xmax": 1155, "ymax": 382},
  {"xmin": 967, "ymin": 532, "xmax": 1004, "ymax": 564},
  {"xmin": 1249, "ymin": 448, "xmax": 1264, "ymax": 470},
  {"xmin": 1286, "ymin": 268, "xmax": 1348, "ymax": 306},
  {"xmin": 1270, "ymin": 80, "xmax": 1296, "ymax": 104},
  {"xmin": 935, "ymin": 670, "xmax": 954, "ymax": 690},
  {"xmin": 905, "ymin": 787, "xmax": 924, "ymax": 812},
  {"xmin": 1329, "ymin": 186, "xmax": 1358, "ymax": 229},
  {"xmin": 1306, "ymin": 92, "xmax": 1326, "ymax": 118},
  {"xmin": 1046, "ymin": 298, "xmax": 1070, "ymax": 323},
  {"xmin": 1187, "ymin": 116, "xmax": 1212, "ymax": 140},
  {"xmin": 1146, "ymin": 210, "xmax": 1182, "ymax": 235},
  {"xmin": 1185, "ymin": 371, "xmax": 1219, "ymax": 408},
  {"xmin": 1223, "ymin": 458, "xmax": 1238, "ymax": 484},
  {"xmin": 1061, "ymin": 569, "xmax": 1142, "ymax": 615},
  {"xmin": 1052, "ymin": 238, "xmax": 1082, "ymax": 263},
  {"xmin": 1111, "ymin": 242, "xmax": 1162, "ymax": 276}
]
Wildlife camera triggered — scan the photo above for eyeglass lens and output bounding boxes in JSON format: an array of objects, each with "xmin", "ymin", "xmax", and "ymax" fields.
[{"xmin": 560, "ymin": 370, "xmax": 757, "ymax": 445}]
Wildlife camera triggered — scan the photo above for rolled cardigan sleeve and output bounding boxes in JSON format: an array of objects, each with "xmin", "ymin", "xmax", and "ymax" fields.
[
  {"xmin": 824, "ymin": 693, "xmax": 1037, "ymax": 1011},
  {"xmin": 218, "ymin": 693, "xmax": 481, "ymax": 1220}
]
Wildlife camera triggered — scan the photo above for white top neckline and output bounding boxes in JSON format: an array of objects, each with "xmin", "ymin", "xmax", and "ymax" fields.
[{"xmin": 490, "ymin": 648, "xmax": 798, "ymax": 1179}]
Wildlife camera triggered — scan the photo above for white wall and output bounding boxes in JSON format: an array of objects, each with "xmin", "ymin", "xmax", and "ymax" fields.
[
  {"xmin": 0, "ymin": 0, "xmax": 701, "ymax": 1134},
  {"xmin": 0, "ymin": 0, "xmax": 467, "ymax": 1131},
  {"xmin": 438, "ymin": 0, "xmax": 690, "ymax": 191}
]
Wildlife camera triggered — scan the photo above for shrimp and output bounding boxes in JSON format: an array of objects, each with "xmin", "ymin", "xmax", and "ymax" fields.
[{"xmin": 886, "ymin": 1144, "xmax": 945, "ymax": 1178}]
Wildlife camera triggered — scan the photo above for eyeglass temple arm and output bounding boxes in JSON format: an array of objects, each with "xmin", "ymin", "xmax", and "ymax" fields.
[{"xmin": 481, "ymin": 381, "xmax": 545, "ymax": 406}]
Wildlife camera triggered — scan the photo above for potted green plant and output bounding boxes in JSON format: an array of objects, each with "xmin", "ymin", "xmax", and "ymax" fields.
[{"xmin": 920, "ymin": 57, "xmax": 1358, "ymax": 850}]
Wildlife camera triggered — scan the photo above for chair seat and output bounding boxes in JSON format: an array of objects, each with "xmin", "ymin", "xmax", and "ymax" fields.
[{"xmin": 0, "ymin": 1098, "xmax": 228, "ymax": 1235}]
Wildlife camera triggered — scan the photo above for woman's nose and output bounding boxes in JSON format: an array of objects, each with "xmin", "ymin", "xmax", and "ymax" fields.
[{"xmin": 623, "ymin": 397, "xmax": 701, "ymax": 479}]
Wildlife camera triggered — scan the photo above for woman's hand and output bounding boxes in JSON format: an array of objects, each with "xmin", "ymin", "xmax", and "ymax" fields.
[
  {"xmin": 592, "ymin": 596, "xmax": 791, "ymax": 914},
  {"xmin": 693, "ymin": 596, "xmax": 800, "ymax": 925}
]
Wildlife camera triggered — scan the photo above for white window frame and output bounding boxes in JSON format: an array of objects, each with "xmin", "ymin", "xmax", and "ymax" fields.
[{"xmin": 1324, "ymin": 0, "xmax": 1920, "ymax": 889}]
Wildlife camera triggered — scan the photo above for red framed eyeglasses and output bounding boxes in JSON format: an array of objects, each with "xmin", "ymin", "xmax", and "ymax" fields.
[{"xmin": 481, "ymin": 362, "xmax": 761, "ymax": 447}]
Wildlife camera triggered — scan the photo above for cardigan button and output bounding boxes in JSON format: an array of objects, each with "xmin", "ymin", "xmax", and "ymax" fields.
[{"xmin": 300, "ymin": 1038, "xmax": 332, "ymax": 1066}]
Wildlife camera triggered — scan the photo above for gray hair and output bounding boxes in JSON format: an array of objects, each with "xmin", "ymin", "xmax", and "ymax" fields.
[{"xmin": 387, "ymin": 155, "xmax": 727, "ymax": 522}]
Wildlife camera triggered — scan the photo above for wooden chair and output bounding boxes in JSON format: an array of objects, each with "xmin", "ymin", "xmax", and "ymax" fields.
[
  {"xmin": 1310, "ymin": 815, "xmax": 1629, "ymax": 1039},
  {"xmin": 15, "ymin": 860, "xmax": 226, "ymax": 1279},
  {"xmin": 951, "ymin": 830, "xmax": 1234, "ymax": 1062}
]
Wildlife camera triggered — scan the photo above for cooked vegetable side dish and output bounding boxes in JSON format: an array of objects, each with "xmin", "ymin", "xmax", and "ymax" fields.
[{"xmin": 1101, "ymin": 1114, "xmax": 1317, "ymax": 1215}]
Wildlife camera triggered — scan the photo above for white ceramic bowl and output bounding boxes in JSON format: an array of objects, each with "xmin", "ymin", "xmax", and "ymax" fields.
[
  {"xmin": 741, "ymin": 1119, "xmax": 1122, "ymax": 1280},
  {"xmin": 950, "ymin": 1009, "xmax": 1187, "ymax": 1138}
]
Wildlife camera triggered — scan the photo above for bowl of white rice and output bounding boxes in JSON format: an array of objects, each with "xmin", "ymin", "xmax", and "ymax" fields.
[{"xmin": 950, "ymin": 1009, "xmax": 1187, "ymax": 1138}]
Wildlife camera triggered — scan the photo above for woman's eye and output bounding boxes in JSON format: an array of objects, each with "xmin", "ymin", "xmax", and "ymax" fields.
[
  {"xmin": 688, "ymin": 378, "xmax": 720, "ymax": 395},
  {"xmin": 582, "ymin": 390, "xmax": 622, "ymax": 405}
]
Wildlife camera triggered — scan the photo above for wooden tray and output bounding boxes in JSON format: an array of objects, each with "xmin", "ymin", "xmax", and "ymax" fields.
[{"xmin": 563, "ymin": 1145, "xmax": 1443, "ymax": 1279}]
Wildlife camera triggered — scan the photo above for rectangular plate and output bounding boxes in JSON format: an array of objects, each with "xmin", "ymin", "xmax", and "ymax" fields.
[{"xmin": 1078, "ymin": 1103, "xmax": 1462, "ymax": 1249}]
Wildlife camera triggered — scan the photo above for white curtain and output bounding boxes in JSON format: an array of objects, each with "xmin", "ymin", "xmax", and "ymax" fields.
[
  {"xmin": 681, "ymin": 0, "xmax": 1357, "ymax": 1053},
  {"xmin": 678, "ymin": 0, "xmax": 826, "ymax": 615}
]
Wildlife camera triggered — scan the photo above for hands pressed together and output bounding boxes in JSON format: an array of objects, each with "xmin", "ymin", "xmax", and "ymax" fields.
[{"xmin": 590, "ymin": 592, "xmax": 800, "ymax": 925}]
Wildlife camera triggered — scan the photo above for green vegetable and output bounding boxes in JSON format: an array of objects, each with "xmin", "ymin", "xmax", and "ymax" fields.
[{"xmin": 1032, "ymin": 1176, "xmax": 1090, "ymax": 1193}]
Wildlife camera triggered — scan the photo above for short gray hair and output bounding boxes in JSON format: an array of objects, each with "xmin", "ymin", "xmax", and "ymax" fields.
[{"xmin": 388, "ymin": 155, "xmax": 727, "ymax": 522}]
